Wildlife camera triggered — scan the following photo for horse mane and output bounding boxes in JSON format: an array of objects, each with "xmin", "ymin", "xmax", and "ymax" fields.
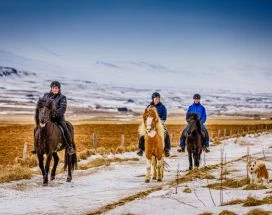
[
  {"xmin": 35, "ymin": 98, "xmax": 55, "ymax": 125},
  {"xmin": 139, "ymin": 107, "xmax": 165, "ymax": 146},
  {"xmin": 187, "ymin": 112, "xmax": 202, "ymax": 132}
]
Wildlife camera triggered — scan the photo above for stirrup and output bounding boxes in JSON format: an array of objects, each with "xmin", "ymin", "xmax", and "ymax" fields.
[{"xmin": 68, "ymin": 147, "xmax": 75, "ymax": 155}]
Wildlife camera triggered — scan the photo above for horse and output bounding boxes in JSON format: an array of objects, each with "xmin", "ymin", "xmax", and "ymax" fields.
[
  {"xmin": 34, "ymin": 98, "xmax": 77, "ymax": 185},
  {"xmin": 186, "ymin": 113, "xmax": 203, "ymax": 170},
  {"xmin": 139, "ymin": 106, "xmax": 165, "ymax": 183}
]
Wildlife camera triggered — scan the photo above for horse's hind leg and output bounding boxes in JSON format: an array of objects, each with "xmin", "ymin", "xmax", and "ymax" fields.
[
  {"xmin": 51, "ymin": 152, "xmax": 59, "ymax": 181},
  {"xmin": 44, "ymin": 154, "xmax": 52, "ymax": 185},
  {"xmin": 145, "ymin": 159, "xmax": 152, "ymax": 183},
  {"xmin": 157, "ymin": 159, "xmax": 163, "ymax": 182},
  {"xmin": 152, "ymin": 156, "xmax": 157, "ymax": 180},
  {"xmin": 66, "ymin": 154, "xmax": 72, "ymax": 182}
]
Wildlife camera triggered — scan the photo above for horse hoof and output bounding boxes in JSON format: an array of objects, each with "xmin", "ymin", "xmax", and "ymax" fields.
[
  {"xmin": 157, "ymin": 179, "xmax": 162, "ymax": 182},
  {"xmin": 43, "ymin": 182, "xmax": 48, "ymax": 186},
  {"xmin": 145, "ymin": 179, "xmax": 150, "ymax": 183},
  {"xmin": 152, "ymin": 177, "xmax": 157, "ymax": 180},
  {"xmin": 66, "ymin": 177, "xmax": 72, "ymax": 182},
  {"xmin": 50, "ymin": 176, "xmax": 55, "ymax": 181},
  {"xmin": 189, "ymin": 167, "xmax": 193, "ymax": 171}
]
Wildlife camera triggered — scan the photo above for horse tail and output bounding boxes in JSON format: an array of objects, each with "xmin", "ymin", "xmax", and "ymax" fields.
[{"xmin": 64, "ymin": 143, "xmax": 77, "ymax": 171}]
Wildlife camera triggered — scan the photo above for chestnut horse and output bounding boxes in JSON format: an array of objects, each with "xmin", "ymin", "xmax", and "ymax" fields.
[{"xmin": 139, "ymin": 106, "xmax": 165, "ymax": 183}]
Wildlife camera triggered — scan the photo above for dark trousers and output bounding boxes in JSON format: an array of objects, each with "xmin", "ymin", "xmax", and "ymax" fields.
[
  {"xmin": 138, "ymin": 128, "xmax": 171, "ymax": 151},
  {"xmin": 58, "ymin": 120, "xmax": 73, "ymax": 147}
]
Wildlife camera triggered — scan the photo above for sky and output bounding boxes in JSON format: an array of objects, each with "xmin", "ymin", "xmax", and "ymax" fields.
[{"xmin": 0, "ymin": 0, "xmax": 271, "ymax": 90}]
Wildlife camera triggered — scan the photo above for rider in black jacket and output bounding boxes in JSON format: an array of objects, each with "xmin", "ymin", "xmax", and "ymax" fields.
[{"xmin": 31, "ymin": 81, "xmax": 75, "ymax": 155}]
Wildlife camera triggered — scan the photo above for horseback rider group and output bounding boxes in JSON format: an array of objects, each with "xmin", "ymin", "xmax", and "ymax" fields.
[{"xmin": 32, "ymin": 81, "xmax": 210, "ymax": 156}]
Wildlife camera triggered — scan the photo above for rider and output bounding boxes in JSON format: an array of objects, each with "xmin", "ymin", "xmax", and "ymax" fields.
[
  {"xmin": 178, "ymin": 93, "xmax": 210, "ymax": 153},
  {"xmin": 31, "ymin": 81, "xmax": 75, "ymax": 155},
  {"xmin": 137, "ymin": 92, "xmax": 171, "ymax": 157}
]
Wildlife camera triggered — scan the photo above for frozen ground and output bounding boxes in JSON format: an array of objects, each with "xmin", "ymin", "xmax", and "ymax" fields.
[
  {"xmin": 0, "ymin": 133, "xmax": 272, "ymax": 214},
  {"xmin": 0, "ymin": 66, "xmax": 272, "ymax": 118}
]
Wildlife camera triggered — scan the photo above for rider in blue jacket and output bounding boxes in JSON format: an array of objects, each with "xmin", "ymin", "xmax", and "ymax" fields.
[
  {"xmin": 137, "ymin": 92, "xmax": 171, "ymax": 157},
  {"xmin": 178, "ymin": 94, "xmax": 210, "ymax": 153}
]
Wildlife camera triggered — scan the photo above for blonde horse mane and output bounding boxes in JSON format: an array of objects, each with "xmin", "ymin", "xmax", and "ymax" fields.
[{"xmin": 138, "ymin": 107, "xmax": 165, "ymax": 147}]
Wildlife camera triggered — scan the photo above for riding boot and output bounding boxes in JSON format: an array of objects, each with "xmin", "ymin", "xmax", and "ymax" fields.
[
  {"xmin": 59, "ymin": 120, "xmax": 75, "ymax": 155},
  {"xmin": 178, "ymin": 128, "xmax": 187, "ymax": 153},
  {"xmin": 137, "ymin": 135, "xmax": 145, "ymax": 156}
]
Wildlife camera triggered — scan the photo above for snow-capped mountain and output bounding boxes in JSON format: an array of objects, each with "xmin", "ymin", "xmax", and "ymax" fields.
[{"xmin": 0, "ymin": 49, "xmax": 271, "ymax": 117}]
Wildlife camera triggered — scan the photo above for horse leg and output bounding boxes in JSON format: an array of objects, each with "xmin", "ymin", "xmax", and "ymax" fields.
[
  {"xmin": 44, "ymin": 154, "xmax": 52, "ymax": 185},
  {"xmin": 188, "ymin": 152, "xmax": 193, "ymax": 170},
  {"xmin": 157, "ymin": 159, "xmax": 163, "ymax": 182},
  {"xmin": 193, "ymin": 152, "xmax": 199, "ymax": 169},
  {"xmin": 151, "ymin": 156, "xmax": 157, "ymax": 180},
  {"xmin": 51, "ymin": 152, "xmax": 59, "ymax": 181},
  {"xmin": 66, "ymin": 155, "xmax": 72, "ymax": 182},
  {"xmin": 145, "ymin": 159, "xmax": 152, "ymax": 183},
  {"xmin": 38, "ymin": 154, "xmax": 46, "ymax": 184}
]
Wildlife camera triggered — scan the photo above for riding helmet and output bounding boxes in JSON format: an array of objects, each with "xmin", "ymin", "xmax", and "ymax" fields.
[
  {"xmin": 152, "ymin": 92, "xmax": 161, "ymax": 100},
  {"xmin": 50, "ymin": 81, "xmax": 61, "ymax": 89},
  {"xmin": 193, "ymin": 93, "xmax": 201, "ymax": 99}
]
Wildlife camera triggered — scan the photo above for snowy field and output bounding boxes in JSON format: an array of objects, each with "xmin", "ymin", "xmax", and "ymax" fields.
[
  {"xmin": 0, "ymin": 133, "xmax": 272, "ymax": 214},
  {"xmin": 0, "ymin": 66, "xmax": 272, "ymax": 117}
]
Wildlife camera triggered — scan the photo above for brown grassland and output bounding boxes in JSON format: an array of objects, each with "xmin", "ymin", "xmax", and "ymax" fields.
[{"xmin": 0, "ymin": 117, "xmax": 272, "ymax": 183}]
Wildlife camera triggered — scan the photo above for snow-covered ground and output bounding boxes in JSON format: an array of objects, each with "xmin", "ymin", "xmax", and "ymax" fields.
[
  {"xmin": 1, "ymin": 66, "xmax": 272, "ymax": 117},
  {"xmin": 0, "ymin": 133, "xmax": 272, "ymax": 215}
]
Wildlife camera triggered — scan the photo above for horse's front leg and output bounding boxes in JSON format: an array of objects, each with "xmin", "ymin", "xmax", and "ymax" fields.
[
  {"xmin": 188, "ymin": 152, "xmax": 193, "ymax": 170},
  {"xmin": 193, "ymin": 152, "xmax": 199, "ymax": 169},
  {"xmin": 151, "ymin": 156, "xmax": 157, "ymax": 180},
  {"xmin": 38, "ymin": 154, "xmax": 45, "ymax": 183},
  {"xmin": 145, "ymin": 158, "xmax": 152, "ymax": 183},
  {"xmin": 157, "ymin": 158, "xmax": 163, "ymax": 182},
  {"xmin": 51, "ymin": 152, "xmax": 59, "ymax": 181},
  {"xmin": 44, "ymin": 154, "xmax": 52, "ymax": 185}
]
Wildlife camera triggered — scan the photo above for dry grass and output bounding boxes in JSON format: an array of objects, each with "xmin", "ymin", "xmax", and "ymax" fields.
[
  {"xmin": 207, "ymin": 178, "xmax": 249, "ymax": 190},
  {"xmin": 219, "ymin": 210, "xmax": 237, "ymax": 215},
  {"xmin": 242, "ymin": 195, "xmax": 272, "ymax": 207},
  {"xmin": 183, "ymin": 187, "xmax": 192, "ymax": 193},
  {"xmin": 246, "ymin": 209, "xmax": 272, "ymax": 215},
  {"xmin": 78, "ymin": 157, "xmax": 139, "ymax": 170},
  {"xmin": 222, "ymin": 199, "xmax": 244, "ymax": 206},
  {"xmin": 243, "ymin": 184, "xmax": 268, "ymax": 190},
  {"xmin": 199, "ymin": 213, "xmax": 213, "ymax": 215},
  {"xmin": 0, "ymin": 164, "xmax": 32, "ymax": 183}
]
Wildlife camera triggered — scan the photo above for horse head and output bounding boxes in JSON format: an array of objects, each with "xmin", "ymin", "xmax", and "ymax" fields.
[
  {"xmin": 143, "ymin": 106, "xmax": 159, "ymax": 136},
  {"xmin": 186, "ymin": 113, "xmax": 201, "ymax": 135},
  {"xmin": 36, "ymin": 98, "xmax": 56, "ymax": 128}
]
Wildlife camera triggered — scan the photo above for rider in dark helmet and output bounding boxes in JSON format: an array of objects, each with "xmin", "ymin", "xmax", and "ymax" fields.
[
  {"xmin": 178, "ymin": 93, "xmax": 210, "ymax": 153},
  {"xmin": 137, "ymin": 92, "xmax": 171, "ymax": 157},
  {"xmin": 31, "ymin": 81, "xmax": 75, "ymax": 155}
]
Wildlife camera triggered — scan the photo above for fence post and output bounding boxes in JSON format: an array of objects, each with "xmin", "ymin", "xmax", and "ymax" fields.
[
  {"xmin": 92, "ymin": 133, "xmax": 97, "ymax": 149},
  {"xmin": 23, "ymin": 143, "xmax": 28, "ymax": 161},
  {"xmin": 223, "ymin": 129, "xmax": 226, "ymax": 138},
  {"xmin": 230, "ymin": 129, "xmax": 232, "ymax": 137},
  {"xmin": 121, "ymin": 134, "xmax": 125, "ymax": 146},
  {"xmin": 218, "ymin": 129, "xmax": 221, "ymax": 139}
]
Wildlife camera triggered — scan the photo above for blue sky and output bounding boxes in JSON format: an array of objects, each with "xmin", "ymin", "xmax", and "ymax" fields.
[{"xmin": 0, "ymin": 0, "xmax": 271, "ymax": 80}]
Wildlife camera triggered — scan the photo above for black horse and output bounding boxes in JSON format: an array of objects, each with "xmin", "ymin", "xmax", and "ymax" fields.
[
  {"xmin": 34, "ymin": 98, "xmax": 77, "ymax": 185},
  {"xmin": 186, "ymin": 113, "xmax": 203, "ymax": 170}
]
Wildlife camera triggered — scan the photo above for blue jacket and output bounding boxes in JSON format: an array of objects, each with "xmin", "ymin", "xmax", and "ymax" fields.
[
  {"xmin": 186, "ymin": 103, "xmax": 206, "ymax": 124},
  {"xmin": 148, "ymin": 102, "xmax": 167, "ymax": 121}
]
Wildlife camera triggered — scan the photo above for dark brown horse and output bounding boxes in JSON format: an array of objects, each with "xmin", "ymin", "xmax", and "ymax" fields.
[
  {"xmin": 186, "ymin": 113, "xmax": 202, "ymax": 170},
  {"xmin": 34, "ymin": 98, "xmax": 77, "ymax": 185}
]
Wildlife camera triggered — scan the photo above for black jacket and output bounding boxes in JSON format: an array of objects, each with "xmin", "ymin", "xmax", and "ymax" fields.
[{"xmin": 43, "ymin": 92, "xmax": 67, "ymax": 120}]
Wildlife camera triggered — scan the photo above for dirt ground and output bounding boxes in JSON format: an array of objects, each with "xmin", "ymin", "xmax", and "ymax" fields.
[{"xmin": 0, "ymin": 115, "xmax": 272, "ymax": 167}]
